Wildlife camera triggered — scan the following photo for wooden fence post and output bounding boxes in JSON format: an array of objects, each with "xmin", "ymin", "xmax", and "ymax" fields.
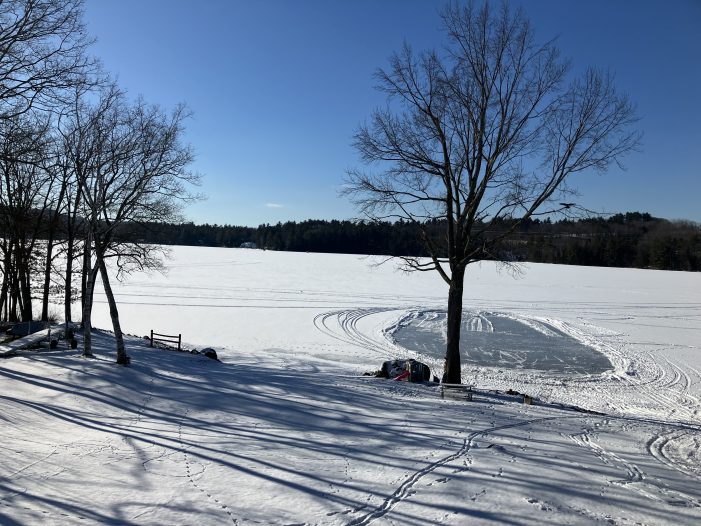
[{"xmin": 149, "ymin": 330, "xmax": 184, "ymax": 351}]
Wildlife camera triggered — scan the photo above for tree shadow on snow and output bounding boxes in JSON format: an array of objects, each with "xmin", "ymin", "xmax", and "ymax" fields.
[{"xmin": 0, "ymin": 330, "xmax": 699, "ymax": 525}]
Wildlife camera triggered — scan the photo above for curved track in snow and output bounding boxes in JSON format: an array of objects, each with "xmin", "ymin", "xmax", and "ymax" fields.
[
  {"xmin": 647, "ymin": 429, "xmax": 701, "ymax": 481},
  {"xmin": 313, "ymin": 307, "xmax": 413, "ymax": 359},
  {"xmin": 347, "ymin": 416, "xmax": 566, "ymax": 526},
  {"xmin": 571, "ymin": 427, "xmax": 701, "ymax": 509}
]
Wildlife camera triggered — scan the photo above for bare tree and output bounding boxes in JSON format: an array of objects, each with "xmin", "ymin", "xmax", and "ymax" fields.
[
  {"xmin": 52, "ymin": 134, "xmax": 84, "ymax": 325},
  {"xmin": 345, "ymin": 2, "xmax": 640, "ymax": 383},
  {"xmin": 64, "ymin": 86, "xmax": 197, "ymax": 363},
  {"xmin": 38, "ymin": 130, "xmax": 74, "ymax": 322},
  {"xmin": 0, "ymin": 0, "xmax": 96, "ymax": 325},
  {"xmin": 0, "ymin": 114, "xmax": 53, "ymax": 322},
  {"xmin": 0, "ymin": 0, "xmax": 95, "ymax": 119}
]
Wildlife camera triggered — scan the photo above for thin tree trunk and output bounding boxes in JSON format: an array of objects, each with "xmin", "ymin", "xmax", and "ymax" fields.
[
  {"xmin": 9, "ymin": 245, "xmax": 20, "ymax": 322},
  {"xmin": 0, "ymin": 276, "xmax": 7, "ymax": 321},
  {"xmin": 42, "ymin": 185, "xmax": 67, "ymax": 322},
  {"xmin": 99, "ymin": 259, "xmax": 128, "ymax": 365},
  {"xmin": 9, "ymin": 265, "xmax": 19, "ymax": 322},
  {"xmin": 64, "ymin": 188, "xmax": 82, "ymax": 324},
  {"xmin": 443, "ymin": 265, "xmax": 465, "ymax": 384},
  {"xmin": 81, "ymin": 228, "xmax": 97, "ymax": 357},
  {"xmin": 0, "ymin": 246, "xmax": 10, "ymax": 321},
  {"xmin": 19, "ymin": 256, "xmax": 32, "ymax": 322},
  {"xmin": 81, "ymin": 262, "xmax": 99, "ymax": 357},
  {"xmin": 80, "ymin": 238, "xmax": 90, "ymax": 329},
  {"xmin": 41, "ymin": 237, "xmax": 55, "ymax": 321},
  {"xmin": 64, "ymin": 236, "xmax": 74, "ymax": 323}
]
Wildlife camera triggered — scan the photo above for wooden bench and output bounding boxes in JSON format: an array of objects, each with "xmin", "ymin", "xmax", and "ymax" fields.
[{"xmin": 440, "ymin": 383, "xmax": 473, "ymax": 401}]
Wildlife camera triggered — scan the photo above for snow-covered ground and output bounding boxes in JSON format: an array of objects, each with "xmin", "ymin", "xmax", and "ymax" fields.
[{"xmin": 1, "ymin": 246, "xmax": 700, "ymax": 524}]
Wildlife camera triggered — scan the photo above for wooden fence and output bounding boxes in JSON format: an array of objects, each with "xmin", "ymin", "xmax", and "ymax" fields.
[{"xmin": 149, "ymin": 330, "xmax": 181, "ymax": 351}]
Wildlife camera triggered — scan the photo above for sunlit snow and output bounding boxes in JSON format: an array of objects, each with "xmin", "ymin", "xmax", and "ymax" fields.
[{"xmin": 1, "ymin": 246, "xmax": 700, "ymax": 525}]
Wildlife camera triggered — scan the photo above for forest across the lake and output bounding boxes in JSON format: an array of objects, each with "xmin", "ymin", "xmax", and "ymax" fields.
[{"xmin": 122, "ymin": 212, "xmax": 701, "ymax": 272}]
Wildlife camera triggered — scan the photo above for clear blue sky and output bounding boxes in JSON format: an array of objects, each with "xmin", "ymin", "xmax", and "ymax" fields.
[{"xmin": 83, "ymin": 0, "xmax": 701, "ymax": 226}]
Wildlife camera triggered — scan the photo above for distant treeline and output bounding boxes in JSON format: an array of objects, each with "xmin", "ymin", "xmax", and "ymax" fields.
[{"xmin": 127, "ymin": 212, "xmax": 701, "ymax": 271}]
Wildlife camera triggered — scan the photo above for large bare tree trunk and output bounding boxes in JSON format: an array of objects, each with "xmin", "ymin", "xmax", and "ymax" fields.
[
  {"xmin": 98, "ymin": 259, "xmax": 128, "ymax": 365},
  {"xmin": 443, "ymin": 266, "xmax": 465, "ymax": 384}
]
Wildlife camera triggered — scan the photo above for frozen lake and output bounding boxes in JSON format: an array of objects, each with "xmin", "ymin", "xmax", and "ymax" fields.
[{"xmin": 392, "ymin": 310, "xmax": 612, "ymax": 374}]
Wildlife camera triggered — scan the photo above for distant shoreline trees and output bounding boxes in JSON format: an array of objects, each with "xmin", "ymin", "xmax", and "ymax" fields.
[{"xmin": 96, "ymin": 213, "xmax": 700, "ymax": 272}]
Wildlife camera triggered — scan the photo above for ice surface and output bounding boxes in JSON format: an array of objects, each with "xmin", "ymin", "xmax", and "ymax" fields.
[{"xmin": 392, "ymin": 310, "xmax": 613, "ymax": 374}]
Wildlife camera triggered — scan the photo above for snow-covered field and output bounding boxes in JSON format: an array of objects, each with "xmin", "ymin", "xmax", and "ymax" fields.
[{"xmin": 1, "ymin": 246, "xmax": 700, "ymax": 524}]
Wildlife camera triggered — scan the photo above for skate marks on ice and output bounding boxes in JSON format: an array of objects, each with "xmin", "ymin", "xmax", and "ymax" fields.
[
  {"xmin": 312, "ymin": 306, "xmax": 615, "ymax": 376},
  {"xmin": 389, "ymin": 309, "xmax": 612, "ymax": 375},
  {"xmin": 313, "ymin": 307, "xmax": 701, "ymax": 522}
]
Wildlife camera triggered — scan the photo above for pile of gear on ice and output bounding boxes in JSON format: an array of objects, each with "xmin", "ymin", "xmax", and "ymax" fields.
[{"xmin": 366, "ymin": 358, "xmax": 435, "ymax": 382}]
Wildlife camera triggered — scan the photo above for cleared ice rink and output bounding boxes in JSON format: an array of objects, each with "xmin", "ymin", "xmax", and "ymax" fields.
[{"xmin": 391, "ymin": 310, "xmax": 613, "ymax": 375}]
